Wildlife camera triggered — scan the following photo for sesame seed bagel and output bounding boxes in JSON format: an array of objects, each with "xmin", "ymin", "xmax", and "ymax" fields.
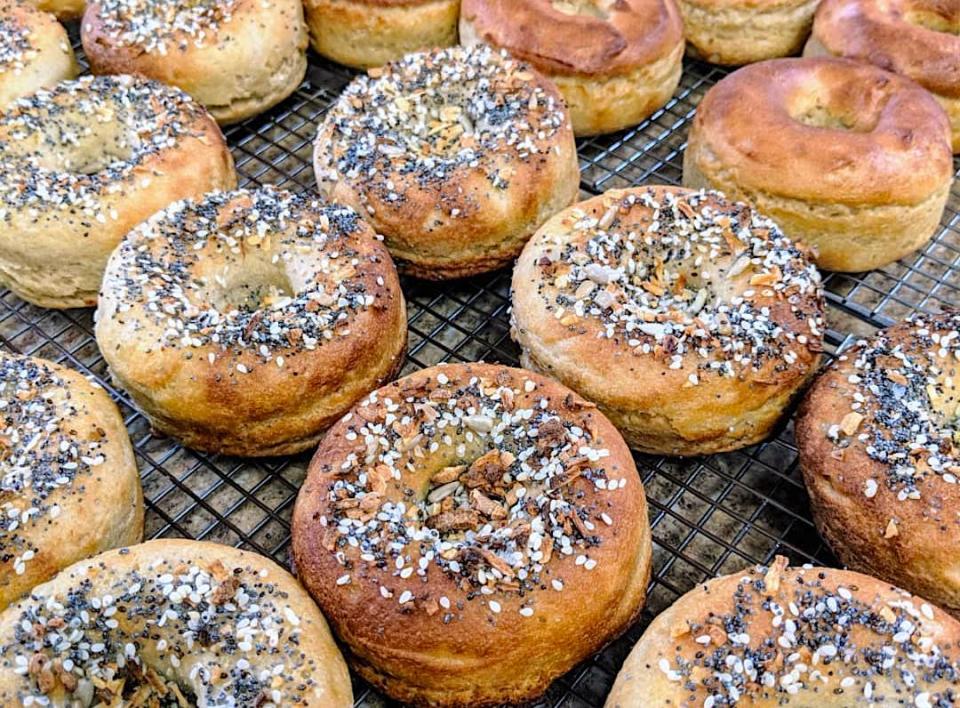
[
  {"xmin": 459, "ymin": 0, "xmax": 684, "ymax": 136},
  {"xmin": 0, "ymin": 1, "xmax": 77, "ymax": 109},
  {"xmin": 313, "ymin": 44, "xmax": 580, "ymax": 280},
  {"xmin": 0, "ymin": 351, "xmax": 143, "ymax": 611},
  {"xmin": 607, "ymin": 556, "xmax": 960, "ymax": 707},
  {"xmin": 806, "ymin": 0, "xmax": 960, "ymax": 153},
  {"xmin": 291, "ymin": 363, "xmax": 652, "ymax": 706},
  {"xmin": 679, "ymin": 0, "xmax": 820, "ymax": 66},
  {"xmin": 0, "ymin": 539, "xmax": 353, "ymax": 706},
  {"xmin": 0, "ymin": 75, "xmax": 235, "ymax": 310},
  {"xmin": 304, "ymin": 0, "xmax": 459, "ymax": 70},
  {"xmin": 81, "ymin": 0, "xmax": 308, "ymax": 124},
  {"xmin": 95, "ymin": 187, "xmax": 407, "ymax": 457},
  {"xmin": 797, "ymin": 312, "xmax": 960, "ymax": 616},
  {"xmin": 511, "ymin": 186, "xmax": 825, "ymax": 456},
  {"xmin": 683, "ymin": 57, "xmax": 955, "ymax": 273}
]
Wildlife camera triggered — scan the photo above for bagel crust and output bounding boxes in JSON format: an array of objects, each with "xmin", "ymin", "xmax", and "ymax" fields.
[
  {"xmin": 680, "ymin": 0, "xmax": 820, "ymax": 66},
  {"xmin": 607, "ymin": 558, "xmax": 960, "ymax": 706},
  {"xmin": 0, "ymin": 75, "xmax": 235, "ymax": 309},
  {"xmin": 683, "ymin": 57, "xmax": 954, "ymax": 272},
  {"xmin": 81, "ymin": 0, "xmax": 308, "ymax": 124},
  {"xmin": 0, "ymin": 352, "xmax": 143, "ymax": 611},
  {"xmin": 0, "ymin": 1, "xmax": 77, "ymax": 109},
  {"xmin": 797, "ymin": 312, "xmax": 960, "ymax": 615},
  {"xmin": 304, "ymin": 0, "xmax": 459, "ymax": 69},
  {"xmin": 314, "ymin": 44, "xmax": 580, "ymax": 279},
  {"xmin": 806, "ymin": 0, "xmax": 960, "ymax": 153},
  {"xmin": 0, "ymin": 540, "xmax": 353, "ymax": 706},
  {"xmin": 292, "ymin": 363, "xmax": 652, "ymax": 706},
  {"xmin": 459, "ymin": 0, "xmax": 685, "ymax": 135},
  {"xmin": 511, "ymin": 186, "xmax": 824, "ymax": 456},
  {"xmin": 96, "ymin": 187, "xmax": 407, "ymax": 457},
  {"xmin": 31, "ymin": 0, "xmax": 85, "ymax": 20}
]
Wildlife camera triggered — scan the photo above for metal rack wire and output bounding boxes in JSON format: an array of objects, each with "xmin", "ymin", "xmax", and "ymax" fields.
[{"xmin": 2, "ymin": 32, "xmax": 959, "ymax": 706}]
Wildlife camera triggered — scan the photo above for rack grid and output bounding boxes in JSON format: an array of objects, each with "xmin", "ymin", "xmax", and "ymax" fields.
[{"xmin": 2, "ymin": 32, "xmax": 959, "ymax": 706}]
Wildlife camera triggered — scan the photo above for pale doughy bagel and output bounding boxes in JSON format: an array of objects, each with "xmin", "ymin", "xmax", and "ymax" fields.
[
  {"xmin": 680, "ymin": 0, "xmax": 820, "ymax": 65},
  {"xmin": 304, "ymin": 0, "xmax": 459, "ymax": 69},
  {"xmin": 806, "ymin": 0, "xmax": 960, "ymax": 152},
  {"xmin": 511, "ymin": 186, "xmax": 825, "ymax": 456},
  {"xmin": 0, "ymin": 351, "xmax": 142, "ymax": 611},
  {"xmin": 292, "ymin": 362, "xmax": 652, "ymax": 706},
  {"xmin": 0, "ymin": 1, "xmax": 76, "ymax": 109},
  {"xmin": 314, "ymin": 44, "xmax": 580, "ymax": 279},
  {"xmin": 0, "ymin": 74, "xmax": 235, "ymax": 309},
  {"xmin": 0, "ymin": 540, "xmax": 353, "ymax": 706},
  {"xmin": 460, "ymin": 0, "xmax": 685, "ymax": 136},
  {"xmin": 96, "ymin": 187, "xmax": 407, "ymax": 457},
  {"xmin": 607, "ymin": 557, "xmax": 960, "ymax": 706},
  {"xmin": 683, "ymin": 57, "xmax": 955, "ymax": 272},
  {"xmin": 81, "ymin": 0, "xmax": 308, "ymax": 124},
  {"xmin": 797, "ymin": 312, "xmax": 960, "ymax": 616}
]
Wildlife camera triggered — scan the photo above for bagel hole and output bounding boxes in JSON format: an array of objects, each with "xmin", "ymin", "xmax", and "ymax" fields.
[
  {"xmin": 788, "ymin": 88, "xmax": 881, "ymax": 133},
  {"xmin": 551, "ymin": 0, "xmax": 611, "ymax": 17},
  {"xmin": 421, "ymin": 446, "xmax": 517, "ymax": 539},
  {"xmin": 207, "ymin": 257, "xmax": 296, "ymax": 314},
  {"xmin": 30, "ymin": 122, "xmax": 139, "ymax": 175},
  {"xmin": 904, "ymin": 8, "xmax": 959, "ymax": 33}
]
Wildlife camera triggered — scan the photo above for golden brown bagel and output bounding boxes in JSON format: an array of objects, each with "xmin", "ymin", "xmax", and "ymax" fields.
[
  {"xmin": 806, "ymin": 0, "xmax": 960, "ymax": 152},
  {"xmin": 0, "ymin": 351, "xmax": 142, "ymax": 611},
  {"xmin": 81, "ymin": 0, "xmax": 308, "ymax": 123},
  {"xmin": 683, "ymin": 57, "xmax": 954, "ymax": 272},
  {"xmin": 460, "ymin": 0, "xmax": 685, "ymax": 136},
  {"xmin": 0, "ymin": 540, "xmax": 353, "ymax": 706},
  {"xmin": 797, "ymin": 312, "xmax": 960, "ymax": 615},
  {"xmin": 304, "ymin": 0, "xmax": 459, "ymax": 69},
  {"xmin": 511, "ymin": 186, "xmax": 825, "ymax": 456},
  {"xmin": 607, "ymin": 557, "xmax": 960, "ymax": 706},
  {"xmin": 314, "ymin": 44, "xmax": 580, "ymax": 280},
  {"xmin": 680, "ymin": 0, "xmax": 820, "ymax": 65},
  {"xmin": 292, "ymin": 363, "xmax": 652, "ymax": 706},
  {"xmin": 30, "ymin": 0, "xmax": 84, "ymax": 20},
  {"xmin": 96, "ymin": 187, "xmax": 407, "ymax": 457},
  {"xmin": 0, "ymin": 74, "xmax": 235, "ymax": 309},
  {"xmin": 0, "ymin": 0, "xmax": 76, "ymax": 108}
]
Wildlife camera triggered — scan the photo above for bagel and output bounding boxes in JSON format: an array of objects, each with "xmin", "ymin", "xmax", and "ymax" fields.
[
  {"xmin": 0, "ymin": 351, "xmax": 142, "ymax": 611},
  {"xmin": 806, "ymin": 0, "xmax": 960, "ymax": 153},
  {"xmin": 292, "ymin": 362, "xmax": 652, "ymax": 706},
  {"xmin": 95, "ymin": 187, "xmax": 407, "ymax": 457},
  {"xmin": 607, "ymin": 557, "xmax": 960, "ymax": 706},
  {"xmin": 459, "ymin": 0, "xmax": 685, "ymax": 136},
  {"xmin": 683, "ymin": 57, "xmax": 955, "ymax": 272},
  {"xmin": 30, "ymin": 0, "xmax": 84, "ymax": 20},
  {"xmin": 0, "ymin": 539, "xmax": 353, "ymax": 706},
  {"xmin": 304, "ymin": 0, "xmax": 459, "ymax": 69},
  {"xmin": 81, "ymin": 0, "xmax": 308, "ymax": 124},
  {"xmin": 679, "ymin": 0, "xmax": 820, "ymax": 65},
  {"xmin": 511, "ymin": 186, "xmax": 825, "ymax": 456},
  {"xmin": 797, "ymin": 311, "xmax": 960, "ymax": 615},
  {"xmin": 0, "ymin": 0, "xmax": 76, "ymax": 108},
  {"xmin": 0, "ymin": 74, "xmax": 235, "ymax": 309},
  {"xmin": 313, "ymin": 44, "xmax": 580, "ymax": 279}
]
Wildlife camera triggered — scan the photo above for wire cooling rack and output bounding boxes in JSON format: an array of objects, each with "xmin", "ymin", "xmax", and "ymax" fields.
[{"xmin": 2, "ymin": 31, "xmax": 959, "ymax": 706}]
